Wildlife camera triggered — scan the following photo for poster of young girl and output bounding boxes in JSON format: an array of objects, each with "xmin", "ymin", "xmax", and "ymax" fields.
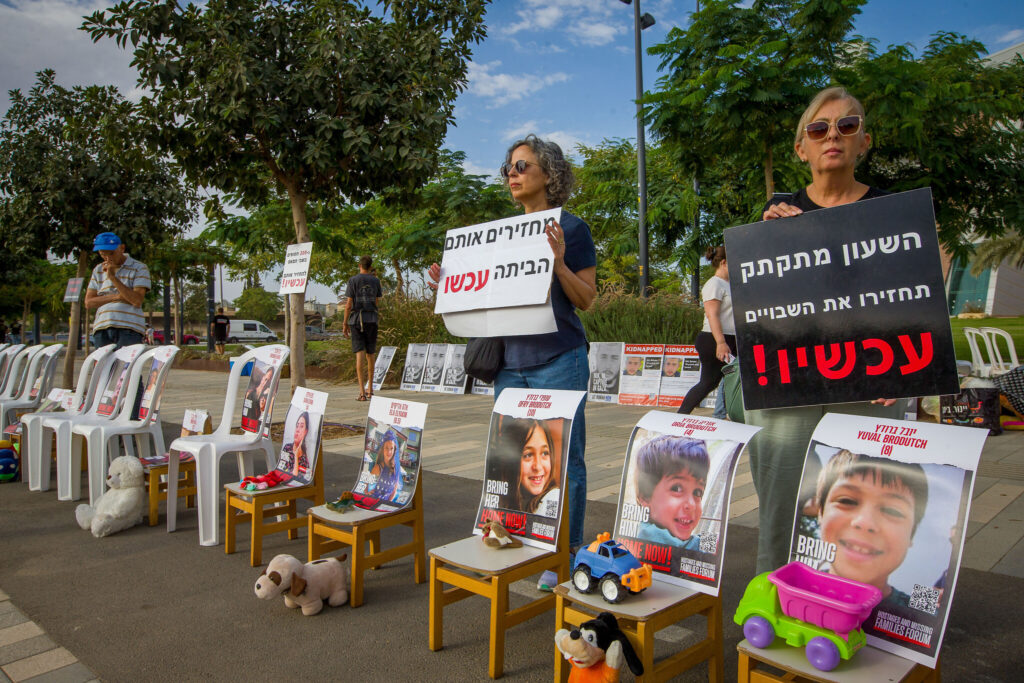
[
  {"xmin": 788, "ymin": 413, "xmax": 987, "ymax": 667},
  {"xmin": 612, "ymin": 411, "xmax": 761, "ymax": 594},
  {"xmin": 240, "ymin": 359, "xmax": 274, "ymax": 432},
  {"xmin": 352, "ymin": 396, "xmax": 428, "ymax": 512},
  {"xmin": 474, "ymin": 388, "xmax": 586, "ymax": 551},
  {"xmin": 95, "ymin": 345, "xmax": 143, "ymax": 416},
  {"xmin": 267, "ymin": 387, "xmax": 327, "ymax": 487}
]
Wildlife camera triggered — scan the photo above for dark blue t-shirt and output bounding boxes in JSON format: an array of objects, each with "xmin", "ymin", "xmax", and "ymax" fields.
[{"xmin": 503, "ymin": 211, "xmax": 596, "ymax": 369}]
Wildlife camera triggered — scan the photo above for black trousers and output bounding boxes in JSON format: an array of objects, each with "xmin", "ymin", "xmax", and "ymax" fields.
[{"xmin": 677, "ymin": 331, "xmax": 738, "ymax": 414}]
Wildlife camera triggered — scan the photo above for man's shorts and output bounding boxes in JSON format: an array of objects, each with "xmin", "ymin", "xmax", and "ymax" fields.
[{"xmin": 351, "ymin": 322, "xmax": 378, "ymax": 355}]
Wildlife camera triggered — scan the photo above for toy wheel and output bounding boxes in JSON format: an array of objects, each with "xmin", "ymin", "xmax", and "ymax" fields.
[
  {"xmin": 572, "ymin": 565, "xmax": 593, "ymax": 593},
  {"xmin": 742, "ymin": 616, "xmax": 775, "ymax": 648},
  {"xmin": 806, "ymin": 636, "xmax": 841, "ymax": 672},
  {"xmin": 599, "ymin": 574, "xmax": 626, "ymax": 603}
]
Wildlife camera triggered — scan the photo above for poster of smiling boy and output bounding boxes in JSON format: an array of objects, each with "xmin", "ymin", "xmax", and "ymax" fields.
[
  {"xmin": 474, "ymin": 388, "xmax": 586, "ymax": 551},
  {"xmin": 612, "ymin": 411, "xmax": 760, "ymax": 595},
  {"xmin": 788, "ymin": 413, "xmax": 987, "ymax": 667},
  {"xmin": 352, "ymin": 396, "xmax": 427, "ymax": 512}
]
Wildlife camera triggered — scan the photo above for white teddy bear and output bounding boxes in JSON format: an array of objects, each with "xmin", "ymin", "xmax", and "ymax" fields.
[{"xmin": 75, "ymin": 455, "xmax": 145, "ymax": 538}]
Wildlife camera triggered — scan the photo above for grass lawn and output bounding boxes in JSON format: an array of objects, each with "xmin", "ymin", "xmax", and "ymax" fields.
[{"xmin": 948, "ymin": 316, "xmax": 1023, "ymax": 365}]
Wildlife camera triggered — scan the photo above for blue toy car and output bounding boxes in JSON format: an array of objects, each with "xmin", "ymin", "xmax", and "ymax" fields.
[{"xmin": 571, "ymin": 533, "xmax": 653, "ymax": 603}]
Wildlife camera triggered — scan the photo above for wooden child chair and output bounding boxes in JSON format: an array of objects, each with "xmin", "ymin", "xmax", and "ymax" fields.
[
  {"xmin": 224, "ymin": 387, "xmax": 327, "ymax": 566},
  {"xmin": 140, "ymin": 409, "xmax": 211, "ymax": 526},
  {"xmin": 736, "ymin": 642, "xmax": 939, "ymax": 683},
  {"xmin": 428, "ymin": 387, "xmax": 587, "ymax": 680},
  {"xmin": 306, "ymin": 395, "xmax": 429, "ymax": 607},
  {"xmin": 554, "ymin": 574, "xmax": 723, "ymax": 682}
]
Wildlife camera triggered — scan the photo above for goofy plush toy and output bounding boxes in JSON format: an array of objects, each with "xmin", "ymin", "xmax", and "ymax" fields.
[{"xmin": 555, "ymin": 612, "xmax": 643, "ymax": 683}]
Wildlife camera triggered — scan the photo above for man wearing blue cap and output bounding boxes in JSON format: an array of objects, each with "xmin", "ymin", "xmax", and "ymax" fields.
[{"xmin": 84, "ymin": 232, "xmax": 151, "ymax": 349}]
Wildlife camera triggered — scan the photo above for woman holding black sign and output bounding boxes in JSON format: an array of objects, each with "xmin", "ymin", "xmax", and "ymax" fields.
[
  {"xmin": 428, "ymin": 135, "xmax": 596, "ymax": 590},
  {"xmin": 747, "ymin": 86, "xmax": 902, "ymax": 574}
]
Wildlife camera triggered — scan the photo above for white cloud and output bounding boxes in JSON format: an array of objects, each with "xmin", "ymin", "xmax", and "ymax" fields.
[
  {"xmin": 501, "ymin": 122, "xmax": 585, "ymax": 161},
  {"xmin": 460, "ymin": 158, "xmax": 500, "ymax": 182},
  {"xmin": 467, "ymin": 61, "xmax": 570, "ymax": 105},
  {"xmin": 502, "ymin": 120, "xmax": 540, "ymax": 142},
  {"xmin": 568, "ymin": 21, "xmax": 621, "ymax": 47},
  {"xmin": 997, "ymin": 28, "xmax": 1024, "ymax": 44},
  {"xmin": 0, "ymin": 0, "xmax": 140, "ymax": 114}
]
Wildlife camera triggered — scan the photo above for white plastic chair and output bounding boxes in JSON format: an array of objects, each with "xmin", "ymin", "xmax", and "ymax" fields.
[
  {"xmin": 53, "ymin": 344, "xmax": 147, "ymax": 501},
  {"xmin": 73, "ymin": 345, "xmax": 180, "ymax": 505},
  {"xmin": 0, "ymin": 345, "xmax": 42, "ymax": 406},
  {"xmin": 0, "ymin": 344, "xmax": 24, "ymax": 395},
  {"xmin": 0, "ymin": 344, "xmax": 64, "ymax": 433},
  {"xmin": 963, "ymin": 327, "xmax": 994, "ymax": 378},
  {"xmin": 981, "ymin": 327, "xmax": 1020, "ymax": 376},
  {"xmin": 24, "ymin": 344, "xmax": 117, "ymax": 491},
  {"xmin": 165, "ymin": 344, "xmax": 290, "ymax": 546}
]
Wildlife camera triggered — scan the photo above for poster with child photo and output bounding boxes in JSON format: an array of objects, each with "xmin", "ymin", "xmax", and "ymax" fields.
[
  {"xmin": 788, "ymin": 413, "xmax": 987, "ymax": 667},
  {"xmin": 613, "ymin": 411, "xmax": 761, "ymax": 594},
  {"xmin": 352, "ymin": 396, "xmax": 427, "ymax": 512},
  {"xmin": 271, "ymin": 387, "xmax": 327, "ymax": 488},
  {"xmin": 474, "ymin": 388, "xmax": 586, "ymax": 551}
]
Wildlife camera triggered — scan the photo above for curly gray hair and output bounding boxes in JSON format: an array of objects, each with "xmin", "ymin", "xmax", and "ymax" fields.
[{"xmin": 503, "ymin": 134, "xmax": 575, "ymax": 207}]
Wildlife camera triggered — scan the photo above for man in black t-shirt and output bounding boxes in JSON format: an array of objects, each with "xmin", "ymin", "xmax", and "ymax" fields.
[
  {"xmin": 343, "ymin": 256, "xmax": 383, "ymax": 400},
  {"xmin": 211, "ymin": 307, "xmax": 230, "ymax": 354}
]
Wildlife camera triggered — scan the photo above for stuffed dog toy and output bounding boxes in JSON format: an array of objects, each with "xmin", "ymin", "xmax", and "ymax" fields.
[
  {"xmin": 255, "ymin": 553, "xmax": 350, "ymax": 616},
  {"xmin": 75, "ymin": 455, "xmax": 145, "ymax": 537},
  {"xmin": 555, "ymin": 612, "xmax": 643, "ymax": 683}
]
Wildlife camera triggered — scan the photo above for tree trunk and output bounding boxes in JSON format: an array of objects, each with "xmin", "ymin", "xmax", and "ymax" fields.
[
  {"xmin": 174, "ymin": 275, "xmax": 184, "ymax": 345},
  {"xmin": 764, "ymin": 139, "xmax": 775, "ymax": 200},
  {"xmin": 391, "ymin": 256, "xmax": 404, "ymax": 296},
  {"xmin": 287, "ymin": 189, "xmax": 310, "ymax": 391},
  {"xmin": 61, "ymin": 251, "xmax": 89, "ymax": 387},
  {"xmin": 21, "ymin": 301, "xmax": 29, "ymax": 346}
]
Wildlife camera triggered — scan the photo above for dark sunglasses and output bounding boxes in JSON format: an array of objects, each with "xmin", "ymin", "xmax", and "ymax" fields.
[
  {"xmin": 499, "ymin": 159, "xmax": 541, "ymax": 178},
  {"xmin": 804, "ymin": 115, "xmax": 862, "ymax": 141}
]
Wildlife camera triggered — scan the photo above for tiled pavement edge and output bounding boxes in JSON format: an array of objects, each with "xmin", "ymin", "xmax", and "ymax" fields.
[{"xmin": 0, "ymin": 590, "xmax": 97, "ymax": 683}]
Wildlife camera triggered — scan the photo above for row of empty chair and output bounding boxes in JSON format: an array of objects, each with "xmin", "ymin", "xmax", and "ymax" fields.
[
  {"xmin": 963, "ymin": 326, "xmax": 1019, "ymax": 377},
  {"xmin": 15, "ymin": 342, "xmax": 289, "ymax": 548}
]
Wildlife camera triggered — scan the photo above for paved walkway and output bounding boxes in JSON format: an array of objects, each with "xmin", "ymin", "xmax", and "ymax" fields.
[{"xmin": 2, "ymin": 364, "xmax": 1022, "ymax": 680}]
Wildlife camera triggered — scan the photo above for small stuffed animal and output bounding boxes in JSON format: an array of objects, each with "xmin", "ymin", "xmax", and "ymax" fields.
[
  {"xmin": 481, "ymin": 520, "xmax": 522, "ymax": 549},
  {"xmin": 254, "ymin": 553, "xmax": 350, "ymax": 616},
  {"xmin": 0, "ymin": 446, "xmax": 18, "ymax": 483},
  {"xmin": 75, "ymin": 455, "xmax": 145, "ymax": 537},
  {"xmin": 555, "ymin": 612, "xmax": 643, "ymax": 683}
]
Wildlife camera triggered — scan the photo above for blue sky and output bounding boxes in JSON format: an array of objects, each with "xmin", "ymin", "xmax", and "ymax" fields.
[{"xmin": 1, "ymin": 0, "xmax": 1022, "ymax": 302}]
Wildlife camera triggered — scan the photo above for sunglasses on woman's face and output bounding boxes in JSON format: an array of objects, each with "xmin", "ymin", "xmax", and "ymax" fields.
[
  {"xmin": 804, "ymin": 115, "xmax": 863, "ymax": 141},
  {"xmin": 500, "ymin": 159, "xmax": 540, "ymax": 178}
]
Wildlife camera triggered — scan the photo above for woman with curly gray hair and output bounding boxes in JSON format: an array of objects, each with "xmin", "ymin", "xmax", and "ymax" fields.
[
  {"xmin": 499, "ymin": 134, "xmax": 596, "ymax": 589},
  {"xmin": 429, "ymin": 134, "xmax": 596, "ymax": 588}
]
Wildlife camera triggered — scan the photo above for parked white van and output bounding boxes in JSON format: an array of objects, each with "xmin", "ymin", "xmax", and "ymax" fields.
[{"xmin": 227, "ymin": 320, "xmax": 278, "ymax": 343}]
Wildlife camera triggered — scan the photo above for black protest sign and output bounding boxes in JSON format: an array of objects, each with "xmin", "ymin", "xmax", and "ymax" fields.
[{"xmin": 724, "ymin": 188, "xmax": 959, "ymax": 410}]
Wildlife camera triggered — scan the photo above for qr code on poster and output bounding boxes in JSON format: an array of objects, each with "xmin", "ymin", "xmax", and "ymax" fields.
[
  {"xmin": 541, "ymin": 497, "xmax": 558, "ymax": 518},
  {"xmin": 699, "ymin": 532, "xmax": 718, "ymax": 554},
  {"xmin": 909, "ymin": 584, "xmax": 941, "ymax": 615}
]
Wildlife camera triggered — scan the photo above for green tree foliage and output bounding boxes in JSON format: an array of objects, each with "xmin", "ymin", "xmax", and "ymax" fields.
[
  {"xmin": 84, "ymin": 0, "xmax": 488, "ymax": 387},
  {"xmin": 646, "ymin": 3, "xmax": 1024, "ymax": 258},
  {"xmin": 0, "ymin": 70, "xmax": 197, "ymax": 385},
  {"xmin": 234, "ymin": 288, "xmax": 282, "ymax": 326},
  {"xmin": 833, "ymin": 34, "xmax": 1024, "ymax": 255},
  {"xmin": 145, "ymin": 236, "xmax": 227, "ymax": 343},
  {"xmin": 647, "ymin": 0, "xmax": 864, "ymax": 200}
]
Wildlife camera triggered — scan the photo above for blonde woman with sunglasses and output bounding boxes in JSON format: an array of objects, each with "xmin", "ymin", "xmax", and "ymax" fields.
[{"xmin": 745, "ymin": 86, "xmax": 903, "ymax": 576}]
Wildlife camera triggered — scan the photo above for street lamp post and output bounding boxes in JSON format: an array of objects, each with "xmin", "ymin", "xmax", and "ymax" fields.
[{"xmin": 621, "ymin": 0, "xmax": 655, "ymax": 296}]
